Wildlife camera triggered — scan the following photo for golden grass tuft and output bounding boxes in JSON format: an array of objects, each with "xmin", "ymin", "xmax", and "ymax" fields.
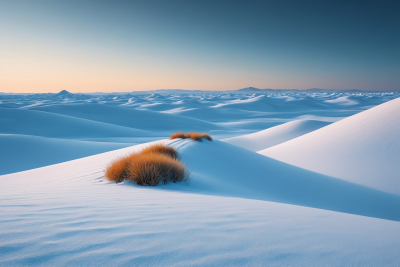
[
  {"xmin": 170, "ymin": 132, "xmax": 212, "ymax": 141},
  {"xmin": 169, "ymin": 132, "xmax": 189, "ymax": 140},
  {"xmin": 104, "ymin": 143, "xmax": 189, "ymax": 186},
  {"xmin": 127, "ymin": 153, "xmax": 188, "ymax": 186},
  {"xmin": 140, "ymin": 143, "xmax": 179, "ymax": 159},
  {"xmin": 104, "ymin": 156, "xmax": 131, "ymax": 183},
  {"xmin": 187, "ymin": 132, "xmax": 213, "ymax": 141}
]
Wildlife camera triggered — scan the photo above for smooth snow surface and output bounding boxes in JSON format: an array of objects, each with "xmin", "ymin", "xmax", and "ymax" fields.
[
  {"xmin": 1, "ymin": 140, "xmax": 400, "ymax": 266},
  {"xmin": 0, "ymin": 107, "xmax": 155, "ymax": 139},
  {"xmin": 261, "ymin": 97, "xmax": 400, "ymax": 195},
  {"xmin": 1, "ymin": 91, "xmax": 400, "ymax": 265},
  {"xmin": 175, "ymin": 140, "xmax": 400, "ymax": 221},
  {"xmin": 325, "ymin": 95, "xmax": 359, "ymax": 105},
  {"xmin": 31, "ymin": 103, "xmax": 224, "ymax": 133},
  {"xmin": 222, "ymin": 120, "xmax": 330, "ymax": 151},
  {"xmin": 0, "ymin": 134, "xmax": 133, "ymax": 175},
  {"xmin": 3, "ymin": 91, "xmax": 390, "ymax": 173}
]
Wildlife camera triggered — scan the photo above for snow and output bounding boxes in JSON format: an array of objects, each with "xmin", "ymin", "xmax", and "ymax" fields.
[
  {"xmin": 0, "ymin": 107, "xmax": 155, "ymax": 140},
  {"xmin": 176, "ymin": 140, "xmax": 400, "ymax": 221},
  {"xmin": 30, "ymin": 103, "xmax": 225, "ymax": 133},
  {"xmin": 222, "ymin": 120, "xmax": 330, "ymax": 151},
  {"xmin": 0, "ymin": 134, "xmax": 133, "ymax": 175},
  {"xmin": 260, "ymin": 97, "xmax": 400, "ymax": 195},
  {"xmin": 1, "ymin": 91, "xmax": 400, "ymax": 265},
  {"xmin": 325, "ymin": 95, "xmax": 359, "ymax": 105},
  {"xmin": 1, "ymin": 140, "xmax": 400, "ymax": 266}
]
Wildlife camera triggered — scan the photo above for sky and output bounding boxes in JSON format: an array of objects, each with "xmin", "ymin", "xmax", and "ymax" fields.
[{"xmin": 0, "ymin": 0, "xmax": 399, "ymax": 92}]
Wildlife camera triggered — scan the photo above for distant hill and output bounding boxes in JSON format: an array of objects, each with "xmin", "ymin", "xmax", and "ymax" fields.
[
  {"xmin": 1, "ymin": 88, "xmax": 398, "ymax": 96},
  {"xmin": 236, "ymin": 87, "xmax": 265, "ymax": 91},
  {"xmin": 57, "ymin": 90, "xmax": 72, "ymax": 95},
  {"xmin": 235, "ymin": 87, "xmax": 364, "ymax": 92}
]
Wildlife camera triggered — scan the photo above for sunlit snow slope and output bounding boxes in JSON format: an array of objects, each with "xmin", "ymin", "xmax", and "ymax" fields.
[
  {"xmin": 222, "ymin": 120, "xmax": 330, "ymax": 151},
  {"xmin": 174, "ymin": 139, "xmax": 400, "ymax": 221},
  {"xmin": 31, "ymin": 103, "xmax": 225, "ymax": 132},
  {"xmin": 0, "ymin": 107, "xmax": 154, "ymax": 139},
  {"xmin": 1, "ymin": 92, "xmax": 400, "ymax": 265},
  {"xmin": 260, "ymin": 97, "xmax": 400, "ymax": 195},
  {"xmin": 1, "ymin": 140, "xmax": 400, "ymax": 265},
  {"xmin": 0, "ymin": 134, "xmax": 132, "ymax": 175}
]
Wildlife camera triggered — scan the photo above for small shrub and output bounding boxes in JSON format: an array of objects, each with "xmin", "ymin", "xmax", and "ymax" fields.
[
  {"xmin": 127, "ymin": 153, "xmax": 188, "ymax": 186},
  {"xmin": 104, "ymin": 143, "xmax": 189, "ymax": 186},
  {"xmin": 170, "ymin": 132, "xmax": 188, "ymax": 140},
  {"xmin": 104, "ymin": 155, "xmax": 132, "ymax": 183},
  {"xmin": 170, "ymin": 132, "xmax": 212, "ymax": 141},
  {"xmin": 187, "ymin": 132, "xmax": 213, "ymax": 141},
  {"xmin": 140, "ymin": 143, "xmax": 179, "ymax": 159},
  {"xmin": 202, "ymin": 134, "xmax": 213, "ymax": 141}
]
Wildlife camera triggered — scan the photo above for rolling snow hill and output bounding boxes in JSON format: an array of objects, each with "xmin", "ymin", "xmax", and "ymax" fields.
[
  {"xmin": 31, "ymin": 103, "xmax": 225, "ymax": 132},
  {"xmin": 0, "ymin": 107, "xmax": 155, "ymax": 139},
  {"xmin": 260, "ymin": 97, "xmax": 400, "ymax": 195},
  {"xmin": 0, "ymin": 134, "xmax": 133, "ymax": 175},
  {"xmin": 1, "ymin": 140, "xmax": 400, "ymax": 265},
  {"xmin": 222, "ymin": 120, "xmax": 330, "ymax": 151},
  {"xmin": 1, "ymin": 92, "xmax": 400, "ymax": 265},
  {"xmin": 174, "ymin": 140, "xmax": 400, "ymax": 221}
]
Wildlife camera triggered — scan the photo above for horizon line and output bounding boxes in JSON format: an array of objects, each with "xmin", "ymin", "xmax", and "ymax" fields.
[{"xmin": 2, "ymin": 87, "xmax": 400, "ymax": 94}]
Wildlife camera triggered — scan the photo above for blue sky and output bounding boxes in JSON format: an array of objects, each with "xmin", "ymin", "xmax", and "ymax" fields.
[{"xmin": 0, "ymin": 0, "xmax": 399, "ymax": 92}]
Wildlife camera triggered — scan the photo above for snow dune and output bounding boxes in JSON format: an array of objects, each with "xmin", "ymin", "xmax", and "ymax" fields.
[
  {"xmin": 222, "ymin": 120, "xmax": 330, "ymax": 151},
  {"xmin": 1, "ymin": 92, "xmax": 400, "ymax": 265},
  {"xmin": 0, "ymin": 134, "xmax": 133, "ymax": 175},
  {"xmin": 325, "ymin": 95, "xmax": 359, "ymax": 105},
  {"xmin": 1, "ymin": 140, "xmax": 400, "ymax": 265},
  {"xmin": 211, "ymin": 95, "xmax": 334, "ymax": 112},
  {"xmin": 0, "ymin": 107, "xmax": 155, "ymax": 139},
  {"xmin": 260, "ymin": 97, "xmax": 400, "ymax": 195},
  {"xmin": 175, "ymin": 140, "xmax": 400, "ymax": 221},
  {"xmin": 31, "ymin": 103, "xmax": 224, "ymax": 132},
  {"xmin": 5, "ymin": 139, "xmax": 398, "ymax": 221}
]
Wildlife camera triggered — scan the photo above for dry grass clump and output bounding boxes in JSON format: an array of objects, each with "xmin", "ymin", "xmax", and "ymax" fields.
[
  {"xmin": 128, "ymin": 153, "xmax": 187, "ymax": 186},
  {"xmin": 104, "ymin": 156, "xmax": 131, "ymax": 183},
  {"xmin": 170, "ymin": 132, "xmax": 188, "ymax": 140},
  {"xmin": 140, "ymin": 143, "xmax": 179, "ymax": 159},
  {"xmin": 169, "ymin": 132, "xmax": 212, "ymax": 142},
  {"xmin": 104, "ymin": 144, "xmax": 189, "ymax": 186},
  {"xmin": 187, "ymin": 132, "xmax": 213, "ymax": 141}
]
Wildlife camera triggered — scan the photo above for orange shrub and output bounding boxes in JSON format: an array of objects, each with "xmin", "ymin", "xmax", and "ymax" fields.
[
  {"xmin": 202, "ymin": 134, "xmax": 213, "ymax": 141},
  {"xmin": 187, "ymin": 132, "xmax": 213, "ymax": 141},
  {"xmin": 186, "ymin": 132, "xmax": 203, "ymax": 141},
  {"xmin": 140, "ymin": 143, "xmax": 179, "ymax": 159},
  {"xmin": 127, "ymin": 153, "xmax": 188, "ymax": 186},
  {"xmin": 170, "ymin": 132, "xmax": 188, "ymax": 140},
  {"xmin": 104, "ymin": 143, "xmax": 189, "ymax": 186},
  {"xmin": 170, "ymin": 132, "xmax": 212, "ymax": 141},
  {"xmin": 104, "ymin": 155, "xmax": 132, "ymax": 183}
]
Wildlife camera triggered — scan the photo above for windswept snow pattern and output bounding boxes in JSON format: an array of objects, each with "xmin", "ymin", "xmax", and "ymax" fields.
[{"xmin": 1, "ymin": 90, "xmax": 400, "ymax": 266}]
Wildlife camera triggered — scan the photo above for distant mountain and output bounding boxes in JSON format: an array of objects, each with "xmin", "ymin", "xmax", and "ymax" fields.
[
  {"xmin": 1, "ymin": 88, "xmax": 397, "ymax": 96},
  {"xmin": 236, "ymin": 87, "xmax": 264, "ymax": 91},
  {"xmin": 235, "ymin": 87, "xmax": 368, "ymax": 93},
  {"xmin": 58, "ymin": 90, "xmax": 72, "ymax": 95}
]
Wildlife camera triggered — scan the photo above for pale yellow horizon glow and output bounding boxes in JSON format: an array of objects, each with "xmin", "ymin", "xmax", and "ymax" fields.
[
  {"xmin": 0, "ymin": 55, "xmax": 308, "ymax": 93},
  {"xmin": 0, "ymin": 44, "xmax": 381, "ymax": 93}
]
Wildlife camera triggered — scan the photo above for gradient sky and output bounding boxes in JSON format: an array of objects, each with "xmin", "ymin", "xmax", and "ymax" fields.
[{"xmin": 0, "ymin": 0, "xmax": 399, "ymax": 92}]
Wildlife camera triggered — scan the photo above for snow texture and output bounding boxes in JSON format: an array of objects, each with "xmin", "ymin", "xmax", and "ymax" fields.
[
  {"xmin": 223, "ymin": 119, "xmax": 330, "ymax": 151},
  {"xmin": 261, "ymin": 97, "xmax": 400, "ymax": 195},
  {"xmin": 1, "ymin": 91, "xmax": 399, "ymax": 265}
]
